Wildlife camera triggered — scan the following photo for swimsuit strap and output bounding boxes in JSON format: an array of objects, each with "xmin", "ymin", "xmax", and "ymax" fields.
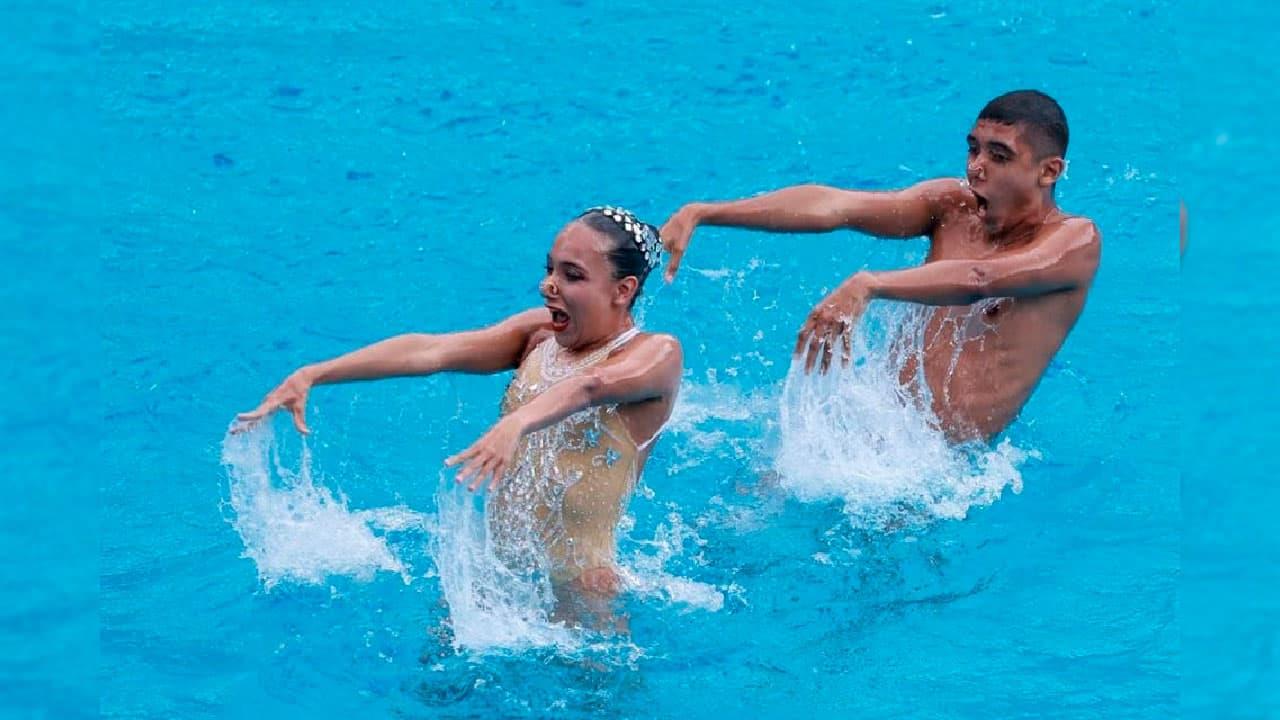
[{"xmin": 540, "ymin": 327, "xmax": 641, "ymax": 383}]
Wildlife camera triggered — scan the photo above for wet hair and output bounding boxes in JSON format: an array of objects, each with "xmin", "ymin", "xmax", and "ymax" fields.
[
  {"xmin": 577, "ymin": 206, "xmax": 661, "ymax": 308},
  {"xmin": 978, "ymin": 90, "xmax": 1069, "ymax": 159}
]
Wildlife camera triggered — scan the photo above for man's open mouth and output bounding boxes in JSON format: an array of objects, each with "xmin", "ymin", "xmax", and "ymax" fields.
[{"xmin": 972, "ymin": 191, "xmax": 989, "ymax": 216}]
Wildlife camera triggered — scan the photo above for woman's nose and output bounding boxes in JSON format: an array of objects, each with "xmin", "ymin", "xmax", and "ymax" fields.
[{"xmin": 540, "ymin": 276, "xmax": 557, "ymax": 297}]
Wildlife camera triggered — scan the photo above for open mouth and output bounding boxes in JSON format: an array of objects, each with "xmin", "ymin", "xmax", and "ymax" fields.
[
  {"xmin": 548, "ymin": 307, "xmax": 570, "ymax": 331},
  {"xmin": 973, "ymin": 191, "xmax": 989, "ymax": 215}
]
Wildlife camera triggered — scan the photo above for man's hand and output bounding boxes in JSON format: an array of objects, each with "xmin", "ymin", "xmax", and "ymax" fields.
[
  {"xmin": 445, "ymin": 415, "xmax": 525, "ymax": 492},
  {"xmin": 236, "ymin": 368, "xmax": 316, "ymax": 434},
  {"xmin": 659, "ymin": 205, "xmax": 701, "ymax": 282},
  {"xmin": 795, "ymin": 273, "xmax": 874, "ymax": 374}
]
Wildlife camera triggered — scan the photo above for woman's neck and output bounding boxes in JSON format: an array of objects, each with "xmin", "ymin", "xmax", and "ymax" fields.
[{"xmin": 565, "ymin": 318, "xmax": 636, "ymax": 359}]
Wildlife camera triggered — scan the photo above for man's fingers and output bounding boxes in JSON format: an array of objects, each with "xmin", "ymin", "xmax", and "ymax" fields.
[
  {"xmin": 797, "ymin": 310, "xmax": 856, "ymax": 374},
  {"xmin": 804, "ymin": 333, "xmax": 824, "ymax": 374},
  {"xmin": 663, "ymin": 250, "xmax": 685, "ymax": 283},
  {"xmin": 795, "ymin": 321, "xmax": 816, "ymax": 356},
  {"xmin": 289, "ymin": 403, "xmax": 309, "ymax": 435}
]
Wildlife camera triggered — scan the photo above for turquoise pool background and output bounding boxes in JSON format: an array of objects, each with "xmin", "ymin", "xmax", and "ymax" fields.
[{"xmin": 0, "ymin": 1, "xmax": 1275, "ymax": 717}]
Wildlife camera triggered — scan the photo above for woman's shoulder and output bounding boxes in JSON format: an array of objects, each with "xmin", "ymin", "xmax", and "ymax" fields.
[
  {"xmin": 627, "ymin": 332, "xmax": 683, "ymax": 374},
  {"xmin": 632, "ymin": 331, "xmax": 681, "ymax": 356},
  {"xmin": 636, "ymin": 330, "xmax": 679, "ymax": 346}
]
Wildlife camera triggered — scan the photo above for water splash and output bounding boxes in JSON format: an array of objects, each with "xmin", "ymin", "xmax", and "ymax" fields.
[
  {"xmin": 429, "ymin": 468, "xmax": 727, "ymax": 654},
  {"xmin": 662, "ymin": 378, "xmax": 779, "ymax": 478},
  {"xmin": 219, "ymin": 424, "xmax": 422, "ymax": 590},
  {"xmin": 621, "ymin": 510, "xmax": 726, "ymax": 613},
  {"xmin": 774, "ymin": 304, "xmax": 1032, "ymax": 530},
  {"xmin": 428, "ymin": 474, "xmax": 579, "ymax": 654}
]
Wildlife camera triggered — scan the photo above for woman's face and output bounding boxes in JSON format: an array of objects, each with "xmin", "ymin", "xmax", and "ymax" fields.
[{"xmin": 540, "ymin": 220, "xmax": 636, "ymax": 350}]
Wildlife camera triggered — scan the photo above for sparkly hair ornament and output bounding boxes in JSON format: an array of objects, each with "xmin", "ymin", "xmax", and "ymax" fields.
[{"xmin": 583, "ymin": 205, "xmax": 662, "ymax": 272}]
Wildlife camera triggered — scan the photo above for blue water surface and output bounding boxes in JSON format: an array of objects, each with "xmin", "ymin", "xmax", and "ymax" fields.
[{"xmin": 6, "ymin": 0, "xmax": 1276, "ymax": 718}]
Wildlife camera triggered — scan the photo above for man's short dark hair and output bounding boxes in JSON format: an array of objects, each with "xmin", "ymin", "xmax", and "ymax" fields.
[{"xmin": 978, "ymin": 90, "xmax": 1069, "ymax": 159}]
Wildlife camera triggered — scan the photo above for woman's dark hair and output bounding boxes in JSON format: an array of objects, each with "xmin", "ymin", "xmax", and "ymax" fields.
[{"xmin": 577, "ymin": 207, "xmax": 661, "ymax": 308}]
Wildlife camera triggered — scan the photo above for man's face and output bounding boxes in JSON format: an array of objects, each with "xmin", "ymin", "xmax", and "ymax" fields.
[{"xmin": 965, "ymin": 119, "xmax": 1057, "ymax": 231}]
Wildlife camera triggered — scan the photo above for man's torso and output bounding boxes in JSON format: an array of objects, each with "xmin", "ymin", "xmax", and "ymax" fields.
[{"xmin": 900, "ymin": 206, "xmax": 1093, "ymax": 440}]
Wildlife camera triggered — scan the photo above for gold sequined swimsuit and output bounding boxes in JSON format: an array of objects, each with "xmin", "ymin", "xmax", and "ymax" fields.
[{"xmin": 487, "ymin": 329, "xmax": 642, "ymax": 584}]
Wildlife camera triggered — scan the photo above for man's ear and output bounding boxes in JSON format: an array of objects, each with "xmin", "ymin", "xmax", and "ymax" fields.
[{"xmin": 1039, "ymin": 156, "xmax": 1065, "ymax": 187}]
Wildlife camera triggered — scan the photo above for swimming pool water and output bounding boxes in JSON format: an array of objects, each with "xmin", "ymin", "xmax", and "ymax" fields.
[{"xmin": 4, "ymin": 1, "xmax": 1275, "ymax": 717}]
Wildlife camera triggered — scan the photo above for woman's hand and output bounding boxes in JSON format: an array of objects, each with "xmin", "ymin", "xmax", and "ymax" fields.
[
  {"xmin": 236, "ymin": 367, "xmax": 316, "ymax": 434},
  {"xmin": 445, "ymin": 415, "xmax": 525, "ymax": 492}
]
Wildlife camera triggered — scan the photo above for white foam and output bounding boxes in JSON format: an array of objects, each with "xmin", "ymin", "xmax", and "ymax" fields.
[
  {"xmin": 428, "ymin": 477, "xmax": 581, "ymax": 654},
  {"xmin": 774, "ymin": 304, "xmax": 1032, "ymax": 530},
  {"xmin": 621, "ymin": 511, "xmax": 725, "ymax": 613},
  {"xmin": 666, "ymin": 378, "xmax": 775, "ymax": 433},
  {"xmin": 430, "ymin": 482, "xmax": 727, "ymax": 654},
  {"xmin": 220, "ymin": 425, "xmax": 420, "ymax": 590}
]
